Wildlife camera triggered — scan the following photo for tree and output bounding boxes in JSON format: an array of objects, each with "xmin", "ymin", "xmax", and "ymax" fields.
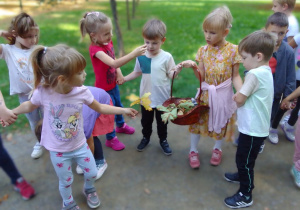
[
  {"xmin": 110, "ymin": 0, "xmax": 125, "ymax": 57},
  {"xmin": 126, "ymin": 0, "xmax": 131, "ymax": 30},
  {"xmin": 132, "ymin": 0, "xmax": 136, "ymax": 19},
  {"xmin": 19, "ymin": 0, "xmax": 23, "ymax": 10}
]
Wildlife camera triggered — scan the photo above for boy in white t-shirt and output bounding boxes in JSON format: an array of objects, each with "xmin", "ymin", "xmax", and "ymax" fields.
[
  {"xmin": 121, "ymin": 19, "xmax": 181, "ymax": 155},
  {"xmin": 224, "ymin": 30, "xmax": 276, "ymax": 209}
]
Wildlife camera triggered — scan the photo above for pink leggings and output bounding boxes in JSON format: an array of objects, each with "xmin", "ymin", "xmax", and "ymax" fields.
[{"xmin": 294, "ymin": 117, "xmax": 300, "ymax": 171}]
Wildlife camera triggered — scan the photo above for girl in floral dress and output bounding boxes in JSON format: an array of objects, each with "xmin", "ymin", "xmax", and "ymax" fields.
[{"xmin": 181, "ymin": 6, "xmax": 242, "ymax": 168}]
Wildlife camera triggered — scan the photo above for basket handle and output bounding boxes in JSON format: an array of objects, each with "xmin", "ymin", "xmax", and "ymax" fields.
[{"xmin": 170, "ymin": 69, "xmax": 202, "ymax": 102}]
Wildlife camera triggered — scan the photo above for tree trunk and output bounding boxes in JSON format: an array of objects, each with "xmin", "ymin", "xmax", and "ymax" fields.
[
  {"xmin": 110, "ymin": 0, "xmax": 125, "ymax": 57},
  {"xmin": 132, "ymin": 0, "xmax": 136, "ymax": 19},
  {"xmin": 19, "ymin": 0, "xmax": 23, "ymax": 10},
  {"xmin": 126, "ymin": 0, "xmax": 131, "ymax": 30}
]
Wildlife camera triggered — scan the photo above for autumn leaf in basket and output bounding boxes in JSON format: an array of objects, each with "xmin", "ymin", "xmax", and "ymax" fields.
[{"xmin": 130, "ymin": 92, "xmax": 152, "ymax": 111}]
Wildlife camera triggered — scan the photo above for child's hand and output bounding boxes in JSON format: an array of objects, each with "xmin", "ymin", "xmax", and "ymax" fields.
[
  {"xmin": 280, "ymin": 98, "xmax": 291, "ymax": 110},
  {"xmin": 232, "ymin": 93, "xmax": 237, "ymax": 101},
  {"xmin": 124, "ymin": 108, "xmax": 138, "ymax": 118},
  {"xmin": 181, "ymin": 60, "xmax": 198, "ymax": 70},
  {"xmin": 0, "ymin": 30, "xmax": 12, "ymax": 41},
  {"xmin": 116, "ymin": 74, "xmax": 125, "ymax": 85},
  {"xmin": 133, "ymin": 44, "xmax": 147, "ymax": 57},
  {"xmin": 0, "ymin": 109, "xmax": 17, "ymax": 127}
]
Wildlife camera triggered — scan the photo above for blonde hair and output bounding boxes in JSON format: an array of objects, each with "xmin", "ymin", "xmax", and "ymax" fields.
[
  {"xmin": 7, "ymin": 12, "xmax": 39, "ymax": 45},
  {"xmin": 31, "ymin": 44, "xmax": 86, "ymax": 89},
  {"xmin": 80, "ymin": 11, "xmax": 111, "ymax": 42},
  {"xmin": 238, "ymin": 30, "xmax": 276, "ymax": 62},
  {"xmin": 142, "ymin": 19, "xmax": 166, "ymax": 40},
  {"xmin": 203, "ymin": 6, "xmax": 233, "ymax": 32},
  {"xmin": 275, "ymin": 0, "xmax": 296, "ymax": 10}
]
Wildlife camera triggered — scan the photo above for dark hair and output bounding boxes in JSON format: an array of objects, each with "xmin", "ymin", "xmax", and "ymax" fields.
[
  {"xmin": 238, "ymin": 30, "xmax": 276, "ymax": 62},
  {"xmin": 265, "ymin": 12, "xmax": 289, "ymax": 28},
  {"xmin": 7, "ymin": 12, "xmax": 39, "ymax": 45}
]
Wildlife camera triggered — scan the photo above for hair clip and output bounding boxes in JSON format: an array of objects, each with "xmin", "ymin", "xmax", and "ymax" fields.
[
  {"xmin": 228, "ymin": 24, "xmax": 232, "ymax": 29},
  {"xmin": 87, "ymin": 11, "xmax": 100, "ymax": 17},
  {"xmin": 43, "ymin": 47, "xmax": 47, "ymax": 54}
]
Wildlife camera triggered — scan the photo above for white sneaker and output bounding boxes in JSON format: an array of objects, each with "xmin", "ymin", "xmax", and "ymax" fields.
[
  {"xmin": 281, "ymin": 122, "xmax": 295, "ymax": 142},
  {"xmin": 96, "ymin": 162, "xmax": 108, "ymax": 180},
  {"xmin": 268, "ymin": 128, "xmax": 279, "ymax": 144},
  {"xmin": 280, "ymin": 114, "xmax": 290, "ymax": 127},
  {"xmin": 76, "ymin": 165, "xmax": 84, "ymax": 174},
  {"xmin": 31, "ymin": 142, "xmax": 43, "ymax": 159}
]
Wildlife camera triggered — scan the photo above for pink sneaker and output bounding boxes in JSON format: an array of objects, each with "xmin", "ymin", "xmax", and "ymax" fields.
[
  {"xmin": 210, "ymin": 149, "xmax": 222, "ymax": 166},
  {"xmin": 105, "ymin": 136, "xmax": 125, "ymax": 151},
  {"xmin": 116, "ymin": 123, "xmax": 135, "ymax": 134},
  {"xmin": 13, "ymin": 177, "xmax": 35, "ymax": 200},
  {"xmin": 189, "ymin": 151, "xmax": 200, "ymax": 169}
]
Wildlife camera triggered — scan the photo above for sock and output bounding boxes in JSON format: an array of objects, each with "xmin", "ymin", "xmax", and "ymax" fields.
[
  {"xmin": 190, "ymin": 134, "xmax": 200, "ymax": 153},
  {"xmin": 213, "ymin": 139, "xmax": 223, "ymax": 151}
]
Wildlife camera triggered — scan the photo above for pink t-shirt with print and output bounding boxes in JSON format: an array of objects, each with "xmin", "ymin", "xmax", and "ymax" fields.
[{"xmin": 31, "ymin": 85, "xmax": 94, "ymax": 152}]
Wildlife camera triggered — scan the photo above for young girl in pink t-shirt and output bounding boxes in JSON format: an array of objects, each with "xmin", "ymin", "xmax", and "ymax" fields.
[
  {"xmin": 80, "ymin": 11, "xmax": 146, "ymax": 151},
  {"xmin": 10, "ymin": 44, "xmax": 137, "ymax": 209}
]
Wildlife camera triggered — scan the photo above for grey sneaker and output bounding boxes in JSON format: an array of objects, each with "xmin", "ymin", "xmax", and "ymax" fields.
[
  {"xmin": 62, "ymin": 201, "xmax": 80, "ymax": 210},
  {"xmin": 83, "ymin": 187, "xmax": 101, "ymax": 208}
]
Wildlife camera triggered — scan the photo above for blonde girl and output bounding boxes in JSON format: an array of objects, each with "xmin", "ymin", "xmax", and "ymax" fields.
[
  {"xmin": 181, "ymin": 6, "xmax": 242, "ymax": 168},
  {"xmin": 0, "ymin": 12, "xmax": 43, "ymax": 159},
  {"xmin": 11, "ymin": 44, "xmax": 137, "ymax": 209},
  {"xmin": 80, "ymin": 11, "xmax": 146, "ymax": 151}
]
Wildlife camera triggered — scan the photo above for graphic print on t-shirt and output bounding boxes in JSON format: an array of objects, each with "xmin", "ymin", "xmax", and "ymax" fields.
[
  {"xmin": 49, "ymin": 103, "xmax": 80, "ymax": 141},
  {"xmin": 106, "ymin": 47, "xmax": 116, "ymax": 84},
  {"xmin": 17, "ymin": 56, "xmax": 33, "ymax": 84}
]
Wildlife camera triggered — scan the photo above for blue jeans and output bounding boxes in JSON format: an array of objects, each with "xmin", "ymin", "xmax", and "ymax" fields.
[
  {"xmin": 106, "ymin": 85, "xmax": 125, "ymax": 140},
  {"xmin": 0, "ymin": 134, "xmax": 21, "ymax": 185}
]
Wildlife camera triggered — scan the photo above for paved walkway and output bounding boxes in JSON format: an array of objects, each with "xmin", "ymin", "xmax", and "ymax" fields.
[{"xmin": 0, "ymin": 115, "xmax": 299, "ymax": 210}]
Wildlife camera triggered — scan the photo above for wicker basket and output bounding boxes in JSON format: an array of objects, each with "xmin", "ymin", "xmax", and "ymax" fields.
[{"xmin": 162, "ymin": 71, "xmax": 209, "ymax": 125}]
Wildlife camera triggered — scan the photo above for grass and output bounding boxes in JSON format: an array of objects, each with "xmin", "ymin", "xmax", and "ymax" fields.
[{"xmin": 0, "ymin": 0, "xmax": 299, "ymax": 133}]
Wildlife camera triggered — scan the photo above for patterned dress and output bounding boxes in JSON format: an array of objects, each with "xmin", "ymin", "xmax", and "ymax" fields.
[{"xmin": 189, "ymin": 42, "xmax": 241, "ymax": 141}]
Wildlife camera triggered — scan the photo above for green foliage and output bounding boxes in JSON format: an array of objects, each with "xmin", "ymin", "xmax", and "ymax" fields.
[{"xmin": 1, "ymin": 0, "xmax": 299, "ymax": 132}]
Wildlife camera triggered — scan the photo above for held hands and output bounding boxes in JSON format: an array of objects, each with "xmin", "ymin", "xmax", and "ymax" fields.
[
  {"xmin": 132, "ymin": 44, "xmax": 147, "ymax": 57},
  {"xmin": 180, "ymin": 60, "xmax": 199, "ymax": 71},
  {"xmin": 280, "ymin": 98, "xmax": 291, "ymax": 110},
  {"xmin": 116, "ymin": 72, "xmax": 125, "ymax": 85},
  {"xmin": 123, "ymin": 108, "xmax": 138, "ymax": 118},
  {"xmin": 0, "ymin": 108, "xmax": 17, "ymax": 127}
]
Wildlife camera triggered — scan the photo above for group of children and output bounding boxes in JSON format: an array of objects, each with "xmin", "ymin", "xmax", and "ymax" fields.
[{"xmin": 0, "ymin": 0, "xmax": 300, "ymax": 209}]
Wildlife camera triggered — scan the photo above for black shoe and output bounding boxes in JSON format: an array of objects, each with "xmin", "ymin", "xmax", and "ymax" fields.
[
  {"xmin": 160, "ymin": 140, "xmax": 172, "ymax": 156},
  {"xmin": 137, "ymin": 137, "xmax": 150, "ymax": 152},
  {"xmin": 224, "ymin": 192, "xmax": 253, "ymax": 209},
  {"xmin": 224, "ymin": 172, "xmax": 240, "ymax": 184}
]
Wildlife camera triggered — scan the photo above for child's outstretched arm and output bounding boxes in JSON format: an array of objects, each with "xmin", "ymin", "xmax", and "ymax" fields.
[
  {"xmin": 0, "ymin": 91, "xmax": 17, "ymax": 126},
  {"xmin": 281, "ymin": 86, "xmax": 300, "ymax": 110},
  {"xmin": 12, "ymin": 101, "xmax": 39, "ymax": 115},
  {"xmin": 95, "ymin": 44, "xmax": 147, "ymax": 69},
  {"xmin": 0, "ymin": 30, "xmax": 12, "ymax": 55},
  {"xmin": 123, "ymin": 71, "xmax": 142, "ymax": 84},
  {"xmin": 89, "ymin": 99, "xmax": 138, "ymax": 118}
]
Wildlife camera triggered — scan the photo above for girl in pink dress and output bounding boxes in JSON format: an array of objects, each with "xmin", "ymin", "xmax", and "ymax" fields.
[{"xmin": 181, "ymin": 6, "xmax": 242, "ymax": 168}]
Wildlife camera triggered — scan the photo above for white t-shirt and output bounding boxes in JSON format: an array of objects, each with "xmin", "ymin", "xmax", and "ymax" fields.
[
  {"xmin": 237, "ymin": 66, "xmax": 274, "ymax": 137},
  {"xmin": 31, "ymin": 85, "xmax": 94, "ymax": 152},
  {"xmin": 134, "ymin": 50, "xmax": 175, "ymax": 107},
  {"xmin": 287, "ymin": 15, "xmax": 299, "ymax": 38},
  {"xmin": 0, "ymin": 44, "xmax": 34, "ymax": 95}
]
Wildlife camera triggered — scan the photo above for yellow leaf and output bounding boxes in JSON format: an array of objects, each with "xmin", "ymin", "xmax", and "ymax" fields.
[
  {"xmin": 129, "ymin": 92, "xmax": 152, "ymax": 111},
  {"xmin": 126, "ymin": 93, "xmax": 140, "ymax": 102}
]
